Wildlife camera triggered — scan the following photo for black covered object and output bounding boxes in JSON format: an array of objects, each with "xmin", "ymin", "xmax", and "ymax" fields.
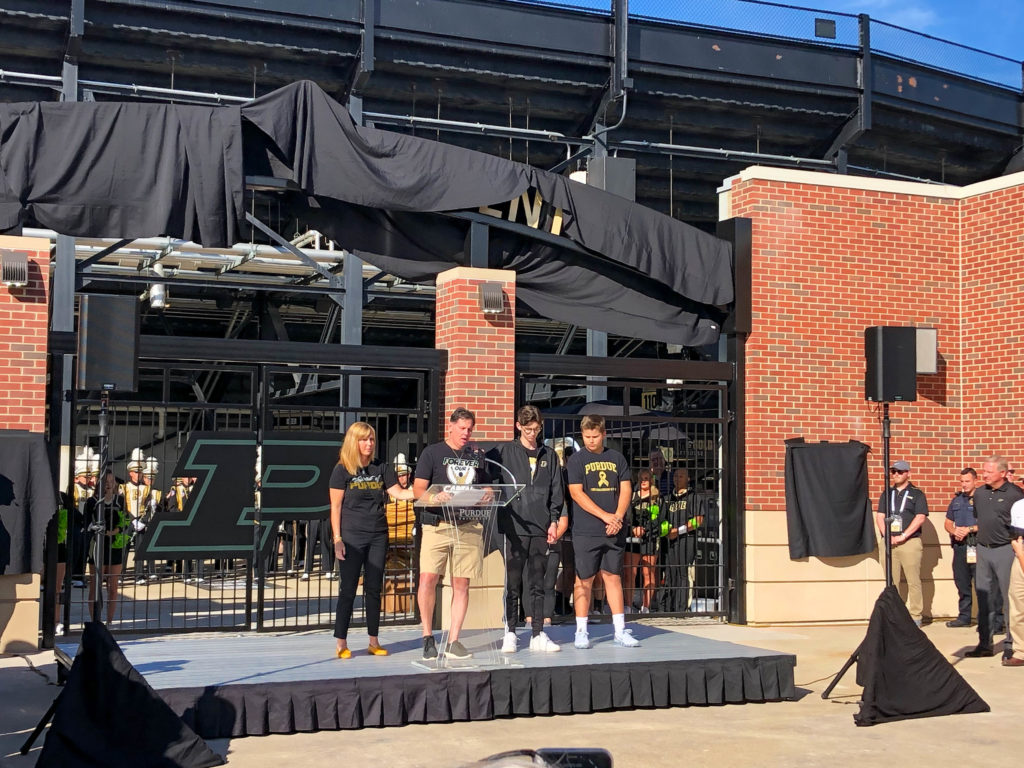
[
  {"xmin": 0, "ymin": 81, "xmax": 733, "ymax": 346},
  {"xmin": 37, "ymin": 622, "xmax": 223, "ymax": 768},
  {"xmin": 784, "ymin": 438, "xmax": 875, "ymax": 559},
  {"xmin": 0, "ymin": 430, "xmax": 56, "ymax": 574},
  {"xmin": 854, "ymin": 586, "xmax": 989, "ymax": 726}
]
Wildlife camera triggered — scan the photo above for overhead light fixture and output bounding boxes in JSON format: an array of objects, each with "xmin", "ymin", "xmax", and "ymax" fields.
[
  {"xmin": 1, "ymin": 249, "xmax": 29, "ymax": 289},
  {"xmin": 478, "ymin": 281, "xmax": 504, "ymax": 314}
]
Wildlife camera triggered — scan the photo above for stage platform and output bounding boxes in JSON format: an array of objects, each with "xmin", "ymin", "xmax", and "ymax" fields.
[{"xmin": 56, "ymin": 623, "xmax": 796, "ymax": 738}]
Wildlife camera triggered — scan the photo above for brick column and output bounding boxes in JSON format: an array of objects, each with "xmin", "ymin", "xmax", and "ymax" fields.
[
  {"xmin": 0, "ymin": 236, "xmax": 50, "ymax": 432},
  {"xmin": 0, "ymin": 235, "xmax": 50, "ymax": 652},
  {"xmin": 435, "ymin": 267, "xmax": 516, "ymax": 440},
  {"xmin": 434, "ymin": 266, "xmax": 516, "ymax": 631}
]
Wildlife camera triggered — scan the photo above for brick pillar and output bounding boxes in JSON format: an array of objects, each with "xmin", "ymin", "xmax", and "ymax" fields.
[
  {"xmin": 0, "ymin": 236, "xmax": 50, "ymax": 652},
  {"xmin": 434, "ymin": 266, "xmax": 516, "ymax": 631},
  {"xmin": 0, "ymin": 236, "xmax": 50, "ymax": 432},
  {"xmin": 435, "ymin": 267, "xmax": 516, "ymax": 440}
]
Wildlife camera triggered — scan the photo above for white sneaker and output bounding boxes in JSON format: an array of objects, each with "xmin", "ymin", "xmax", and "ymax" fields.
[
  {"xmin": 135, "ymin": 578, "xmax": 147, "ymax": 585},
  {"xmin": 300, "ymin": 573, "xmax": 310, "ymax": 581},
  {"xmin": 529, "ymin": 631, "xmax": 561, "ymax": 653},
  {"xmin": 639, "ymin": 606, "xmax": 650, "ymax": 614},
  {"xmin": 55, "ymin": 623, "xmax": 64, "ymax": 635},
  {"xmin": 614, "ymin": 629, "xmax": 641, "ymax": 648},
  {"xmin": 501, "ymin": 631, "xmax": 518, "ymax": 654},
  {"xmin": 574, "ymin": 630, "xmax": 592, "ymax": 649}
]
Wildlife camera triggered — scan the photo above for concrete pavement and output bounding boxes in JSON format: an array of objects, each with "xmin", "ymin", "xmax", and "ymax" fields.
[{"xmin": 3, "ymin": 620, "xmax": 1020, "ymax": 768}]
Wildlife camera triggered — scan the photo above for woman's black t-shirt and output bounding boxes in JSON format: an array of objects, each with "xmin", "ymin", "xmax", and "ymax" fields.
[{"xmin": 329, "ymin": 461, "xmax": 396, "ymax": 539}]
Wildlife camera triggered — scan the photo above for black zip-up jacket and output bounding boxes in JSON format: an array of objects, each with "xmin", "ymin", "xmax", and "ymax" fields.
[{"xmin": 497, "ymin": 440, "xmax": 565, "ymax": 536}]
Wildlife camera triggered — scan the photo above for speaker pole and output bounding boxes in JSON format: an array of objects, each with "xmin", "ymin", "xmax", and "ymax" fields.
[
  {"xmin": 881, "ymin": 403, "xmax": 893, "ymax": 588},
  {"xmin": 89, "ymin": 390, "xmax": 111, "ymax": 624}
]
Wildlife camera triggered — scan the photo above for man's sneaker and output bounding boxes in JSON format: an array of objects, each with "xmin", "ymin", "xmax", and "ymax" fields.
[
  {"xmin": 55, "ymin": 623, "xmax": 64, "ymax": 635},
  {"xmin": 135, "ymin": 578, "xmax": 147, "ymax": 585},
  {"xmin": 422, "ymin": 636, "xmax": 438, "ymax": 660},
  {"xmin": 529, "ymin": 631, "xmax": 561, "ymax": 653},
  {"xmin": 639, "ymin": 606, "xmax": 650, "ymax": 614},
  {"xmin": 446, "ymin": 640, "xmax": 473, "ymax": 659},
  {"xmin": 574, "ymin": 630, "xmax": 592, "ymax": 649},
  {"xmin": 614, "ymin": 629, "xmax": 641, "ymax": 648},
  {"xmin": 501, "ymin": 631, "xmax": 518, "ymax": 654}
]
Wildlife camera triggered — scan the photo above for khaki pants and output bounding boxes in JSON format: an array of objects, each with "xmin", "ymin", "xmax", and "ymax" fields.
[
  {"xmin": 1009, "ymin": 558, "xmax": 1024, "ymax": 661},
  {"xmin": 891, "ymin": 536, "xmax": 924, "ymax": 622}
]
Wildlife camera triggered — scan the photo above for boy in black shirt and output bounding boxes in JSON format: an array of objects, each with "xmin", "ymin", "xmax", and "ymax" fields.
[{"xmin": 566, "ymin": 414, "xmax": 640, "ymax": 649}]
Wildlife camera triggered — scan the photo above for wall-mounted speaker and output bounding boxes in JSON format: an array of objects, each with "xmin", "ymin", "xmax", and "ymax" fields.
[
  {"xmin": 865, "ymin": 326, "xmax": 917, "ymax": 402},
  {"xmin": 77, "ymin": 295, "xmax": 139, "ymax": 392}
]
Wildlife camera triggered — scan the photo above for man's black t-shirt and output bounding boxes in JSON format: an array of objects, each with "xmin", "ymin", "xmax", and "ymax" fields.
[
  {"xmin": 974, "ymin": 480, "xmax": 1024, "ymax": 547},
  {"xmin": 414, "ymin": 442, "xmax": 491, "ymax": 523},
  {"xmin": 566, "ymin": 447, "xmax": 630, "ymax": 538},
  {"xmin": 329, "ymin": 461, "xmax": 396, "ymax": 538}
]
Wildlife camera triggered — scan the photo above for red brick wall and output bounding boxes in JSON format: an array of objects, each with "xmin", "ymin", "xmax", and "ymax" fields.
[
  {"xmin": 435, "ymin": 267, "xmax": 516, "ymax": 441},
  {"xmin": 961, "ymin": 184, "xmax": 1024, "ymax": 462},
  {"xmin": 0, "ymin": 238, "xmax": 50, "ymax": 433}
]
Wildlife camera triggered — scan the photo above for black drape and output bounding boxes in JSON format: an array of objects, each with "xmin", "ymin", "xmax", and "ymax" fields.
[
  {"xmin": 0, "ymin": 430, "xmax": 56, "ymax": 574},
  {"xmin": 854, "ymin": 586, "xmax": 989, "ymax": 725},
  {"xmin": 1, "ymin": 81, "xmax": 734, "ymax": 346},
  {"xmin": 37, "ymin": 622, "xmax": 224, "ymax": 767},
  {"xmin": 784, "ymin": 438, "xmax": 876, "ymax": 559}
]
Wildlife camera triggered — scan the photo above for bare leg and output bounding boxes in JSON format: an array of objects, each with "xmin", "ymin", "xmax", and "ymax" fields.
[
  {"xmin": 418, "ymin": 571, "xmax": 439, "ymax": 635},
  {"xmin": 602, "ymin": 572, "xmax": 625, "ymax": 615},
  {"xmin": 448, "ymin": 577, "xmax": 470, "ymax": 642},
  {"xmin": 574, "ymin": 574, "xmax": 595, "ymax": 618},
  {"xmin": 623, "ymin": 552, "xmax": 639, "ymax": 610},
  {"xmin": 105, "ymin": 564, "xmax": 122, "ymax": 624}
]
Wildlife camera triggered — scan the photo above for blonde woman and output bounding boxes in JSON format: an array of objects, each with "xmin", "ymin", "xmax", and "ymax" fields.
[{"xmin": 329, "ymin": 422, "xmax": 414, "ymax": 658}]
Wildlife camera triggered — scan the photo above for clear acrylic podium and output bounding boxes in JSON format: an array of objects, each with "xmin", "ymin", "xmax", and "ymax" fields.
[{"xmin": 413, "ymin": 483, "xmax": 523, "ymax": 670}]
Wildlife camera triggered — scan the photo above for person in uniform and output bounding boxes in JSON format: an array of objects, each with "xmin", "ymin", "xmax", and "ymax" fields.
[
  {"xmin": 122, "ymin": 448, "xmax": 158, "ymax": 584},
  {"xmin": 383, "ymin": 453, "xmax": 415, "ymax": 615},
  {"xmin": 658, "ymin": 468, "xmax": 706, "ymax": 612},
  {"xmin": 88, "ymin": 469, "xmax": 130, "ymax": 624},
  {"xmin": 69, "ymin": 446, "xmax": 99, "ymax": 588},
  {"xmin": 874, "ymin": 459, "xmax": 929, "ymax": 627},
  {"xmin": 412, "ymin": 407, "xmax": 492, "ymax": 662},
  {"xmin": 567, "ymin": 414, "xmax": 640, "ymax": 650},
  {"xmin": 944, "ymin": 467, "xmax": 979, "ymax": 627},
  {"xmin": 329, "ymin": 421, "xmax": 414, "ymax": 659},
  {"xmin": 166, "ymin": 475, "xmax": 204, "ymax": 583}
]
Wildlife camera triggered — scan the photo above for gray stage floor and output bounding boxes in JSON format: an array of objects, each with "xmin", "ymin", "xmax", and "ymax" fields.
[{"xmin": 59, "ymin": 623, "xmax": 794, "ymax": 690}]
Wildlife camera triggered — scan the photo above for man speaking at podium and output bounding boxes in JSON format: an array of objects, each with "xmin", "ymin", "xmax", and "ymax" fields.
[{"xmin": 413, "ymin": 407, "xmax": 491, "ymax": 661}]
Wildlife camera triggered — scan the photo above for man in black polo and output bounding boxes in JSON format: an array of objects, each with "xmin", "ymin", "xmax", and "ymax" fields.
[
  {"xmin": 874, "ymin": 459, "xmax": 928, "ymax": 626},
  {"xmin": 966, "ymin": 455, "xmax": 1024, "ymax": 658},
  {"xmin": 944, "ymin": 467, "xmax": 979, "ymax": 628}
]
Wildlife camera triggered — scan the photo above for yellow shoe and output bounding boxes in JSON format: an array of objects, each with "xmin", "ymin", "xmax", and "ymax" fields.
[
  {"xmin": 367, "ymin": 645, "xmax": 389, "ymax": 656},
  {"xmin": 336, "ymin": 647, "xmax": 352, "ymax": 659}
]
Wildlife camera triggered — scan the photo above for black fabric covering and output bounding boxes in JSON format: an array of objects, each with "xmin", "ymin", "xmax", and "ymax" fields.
[
  {"xmin": 37, "ymin": 622, "xmax": 224, "ymax": 768},
  {"xmin": 784, "ymin": 438, "xmax": 876, "ymax": 559},
  {"xmin": 160, "ymin": 654, "xmax": 795, "ymax": 738},
  {"xmin": 0, "ymin": 430, "xmax": 56, "ymax": 574},
  {"xmin": 854, "ymin": 586, "xmax": 989, "ymax": 726},
  {"xmin": 0, "ymin": 101, "xmax": 243, "ymax": 248},
  {"xmin": 0, "ymin": 81, "xmax": 733, "ymax": 346}
]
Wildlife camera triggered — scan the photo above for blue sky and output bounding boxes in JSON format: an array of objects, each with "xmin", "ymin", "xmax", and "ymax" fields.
[{"xmin": 808, "ymin": 0, "xmax": 1020, "ymax": 60}]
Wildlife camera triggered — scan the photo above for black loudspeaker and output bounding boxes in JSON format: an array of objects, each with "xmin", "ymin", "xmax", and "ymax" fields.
[
  {"xmin": 77, "ymin": 295, "xmax": 139, "ymax": 392},
  {"xmin": 864, "ymin": 326, "xmax": 916, "ymax": 402}
]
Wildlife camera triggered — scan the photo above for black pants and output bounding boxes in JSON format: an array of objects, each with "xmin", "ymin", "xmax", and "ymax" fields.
[
  {"xmin": 334, "ymin": 530, "xmax": 387, "ymax": 639},
  {"xmin": 951, "ymin": 542, "xmax": 976, "ymax": 622},
  {"xmin": 504, "ymin": 532, "xmax": 549, "ymax": 635},
  {"xmin": 304, "ymin": 519, "xmax": 336, "ymax": 575}
]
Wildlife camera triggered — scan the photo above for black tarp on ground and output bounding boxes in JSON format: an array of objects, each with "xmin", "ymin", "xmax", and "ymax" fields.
[
  {"xmin": 854, "ymin": 585, "xmax": 989, "ymax": 726},
  {"xmin": 784, "ymin": 438, "xmax": 876, "ymax": 559},
  {"xmin": 0, "ymin": 81, "xmax": 733, "ymax": 346},
  {"xmin": 0, "ymin": 430, "xmax": 56, "ymax": 574},
  {"xmin": 37, "ymin": 622, "xmax": 224, "ymax": 768}
]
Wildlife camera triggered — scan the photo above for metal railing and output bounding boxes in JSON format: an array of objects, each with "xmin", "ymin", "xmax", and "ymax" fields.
[{"xmin": 502, "ymin": 0, "xmax": 1023, "ymax": 91}]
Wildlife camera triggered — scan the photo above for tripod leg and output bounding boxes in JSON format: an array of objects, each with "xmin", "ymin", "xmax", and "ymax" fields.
[
  {"xmin": 20, "ymin": 694, "xmax": 60, "ymax": 755},
  {"xmin": 821, "ymin": 644, "xmax": 861, "ymax": 700}
]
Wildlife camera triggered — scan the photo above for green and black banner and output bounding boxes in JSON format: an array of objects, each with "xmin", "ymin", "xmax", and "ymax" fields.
[{"xmin": 137, "ymin": 431, "xmax": 340, "ymax": 559}]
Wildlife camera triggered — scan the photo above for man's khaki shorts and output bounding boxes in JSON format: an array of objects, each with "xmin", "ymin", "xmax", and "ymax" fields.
[{"xmin": 419, "ymin": 521, "xmax": 484, "ymax": 580}]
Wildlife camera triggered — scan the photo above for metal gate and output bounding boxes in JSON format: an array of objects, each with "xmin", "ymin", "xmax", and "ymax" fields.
[
  {"xmin": 517, "ymin": 354, "xmax": 735, "ymax": 620},
  {"xmin": 54, "ymin": 355, "xmax": 437, "ymax": 636}
]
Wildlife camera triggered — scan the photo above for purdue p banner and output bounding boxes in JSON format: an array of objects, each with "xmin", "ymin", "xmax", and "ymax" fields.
[{"xmin": 137, "ymin": 431, "xmax": 339, "ymax": 559}]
